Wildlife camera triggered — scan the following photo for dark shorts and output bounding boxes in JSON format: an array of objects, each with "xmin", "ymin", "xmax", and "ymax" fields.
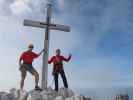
[{"xmin": 20, "ymin": 63, "xmax": 37, "ymax": 77}]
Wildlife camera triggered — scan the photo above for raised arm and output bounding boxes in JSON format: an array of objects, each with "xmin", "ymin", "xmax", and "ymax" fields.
[
  {"xmin": 33, "ymin": 49, "xmax": 45, "ymax": 59},
  {"xmin": 62, "ymin": 54, "xmax": 72, "ymax": 62},
  {"xmin": 38, "ymin": 49, "xmax": 46, "ymax": 56}
]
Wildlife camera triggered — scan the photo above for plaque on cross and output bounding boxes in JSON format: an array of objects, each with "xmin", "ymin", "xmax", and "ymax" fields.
[{"xmin": 23, "ymin": 4, "xmax": 71, "ymax": 90}]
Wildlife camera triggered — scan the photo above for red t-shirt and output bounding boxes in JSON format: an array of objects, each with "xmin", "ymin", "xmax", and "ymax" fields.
[
  {"xmin": 20, "ymin": 51, "xmax": 39, "ymax": 64},
  {"xmin": 48, "ymin": 55, "xmax": 71, "ymax": 72}
]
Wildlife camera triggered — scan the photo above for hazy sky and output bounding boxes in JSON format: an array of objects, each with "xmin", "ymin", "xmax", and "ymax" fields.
[{"xmin": 0, "ymin": 0, "xmax": 133, "ymax": 95}]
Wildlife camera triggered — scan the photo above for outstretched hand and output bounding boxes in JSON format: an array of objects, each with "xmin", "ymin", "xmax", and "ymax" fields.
[
  {"xmin": 39, "ymin": 49, "xmax": 47, "ymax": 55},
  {"xmin": 42, "ymin": 49, "xmax": 47, "ymax": 53},
  {"xmin": 69, "ymin": 54, "xmax": 72, "ymax": 57}
]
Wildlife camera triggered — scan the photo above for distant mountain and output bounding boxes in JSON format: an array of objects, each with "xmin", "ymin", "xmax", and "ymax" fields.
[{"xmin": 76, "ymin": 87, "xmax": 133, "ymax": 100}]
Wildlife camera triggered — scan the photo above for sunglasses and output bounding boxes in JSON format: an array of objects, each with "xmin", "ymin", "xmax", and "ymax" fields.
[{"xmin": 29, "ymin": 46, "xmax": 33, "ymax": 48}]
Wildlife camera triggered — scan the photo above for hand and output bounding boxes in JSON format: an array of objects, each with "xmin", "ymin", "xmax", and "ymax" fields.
[
  {"xmin": 69, "ymin": 54, "xmax": 72, "ymax": 57},
  {"xmin": 39, "ymin": 49, "xmax": 46, "ymax": 56},
  {"xmin": 43, "ymin": 49, "xmax": 47, "ymax": 52},
  {"xmin": 42, "ymin": 49, "xmax": 47, "ymax": 53}
]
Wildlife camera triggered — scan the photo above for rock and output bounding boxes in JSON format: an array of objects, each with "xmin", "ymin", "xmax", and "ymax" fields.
[
  {"xmin": 28, "ymin": 87, "xmax": 57, "ymax": 100},
  {"xmin": 0, "ymin": 88, "xmax": 18, "ymax": 100},
  {"xmin": 65, "ymin": 95, "xmax": 91, "ymax": 100},
  {"xmin": 7, "ymin": 93, "xmax": 15, "ymax": 100},
  {"xmin": 41, "ymin": 87, "xmax": 57, "ymax": 97},
  {"xmin": 17, "ymin": 90, "xmax": 28, "ymax": 100},
  {"xmin": 65, "ymin": 96, "xmax": 74, "ymax": 100},
  {"xmin": 28, "ymin": 90, "xmax": 42, "ymax": 100},
  {"xmin": 73, "ymin": 95, "xmax": 91, "ymax": 100},
  {"xmin": 0, "ymin": 92, "xmax": 7, "ymax": 100},
  {"xmin": 42, "ymin": 94, "xmax": 54, "ymax": 100},
  {"xmin": 84, "ymin": 96, "xmax": 91, "ymax": 100},
  {"xmin": 6, "ymin": 88, "xmax": 28, "ymax": 100},
  {"xmin": 27, "ymin": 94, "xmax": 31, "ymax": 100},
  {"xmin": 9, "ymin": 88, "xmax": 18, "ymax": 100},
  {"xmin": 58, "ymin": 88, "xmax": 74, "ymax": 98},
  {"xmin": 66, "ymin": 88, "xmax": 74, "ymax": 97},
  {"xmin": 46, "ymin": 87, "xmax": 58, "ymax": 97},
  {"xmin": 40, "ymin": 87, "xmax": 55, "ymax": 100},
  {"xmin": 54, "ymin": 96, "xmax": 65, "ymax": 100},
  {"xmin": 74, "ymin": 96, "xmax": 84, "ymax": 100},
  {"xmin": 1, "ymin": 93, "xmax": 10, "ymax": 100},
  {"xmin": 9, "ymin": 88, "xmax": 16, "ymax": 95}
]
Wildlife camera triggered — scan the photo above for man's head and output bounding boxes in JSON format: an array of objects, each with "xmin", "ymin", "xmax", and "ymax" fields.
[
  {"xmin": 28, "ymin": 44, "xmax": 34, "ymax": 51},
  {"xmin": 56, "ymin": 49, "xmax": 61, "ymax": 56}
]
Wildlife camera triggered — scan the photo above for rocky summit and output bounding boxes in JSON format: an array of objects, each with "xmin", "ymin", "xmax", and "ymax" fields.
[{"xmin": 0, "ymin": 87, "xmax": 91, "ymax": 100}]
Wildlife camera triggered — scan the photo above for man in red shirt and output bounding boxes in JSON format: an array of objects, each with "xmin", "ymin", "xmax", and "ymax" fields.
[
  {"xmin": 48, "ymin": 49, "xmax": 72, "ymax": 91},
  {"xmin": 19, "ymin": 44, "xmax": 45, "ymax": 90}
]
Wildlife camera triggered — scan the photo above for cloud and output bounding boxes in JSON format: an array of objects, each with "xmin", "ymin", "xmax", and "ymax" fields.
[{"xmin": 10, "ymin": 0, "xmax": 32, "ymax": 15}]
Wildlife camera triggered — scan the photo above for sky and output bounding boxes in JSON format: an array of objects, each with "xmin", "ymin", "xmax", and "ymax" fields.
[{"xmin": 0, "ymin": 0, "xmax": 133, "ymax": 99}]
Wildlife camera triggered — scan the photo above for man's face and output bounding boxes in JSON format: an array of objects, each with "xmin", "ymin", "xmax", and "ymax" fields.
[
  {"xmin": 56, "ymin": 49, "xmax": 61, "ymax": 55},
  {"xmin": 28, "ymin": 46, "xmax": 34, "ymax": 51}
]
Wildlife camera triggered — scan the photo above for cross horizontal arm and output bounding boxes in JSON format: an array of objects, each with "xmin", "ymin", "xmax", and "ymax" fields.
[{"xmin": 24, "ymin": 19, "xmax": 71, "ymax": 32}]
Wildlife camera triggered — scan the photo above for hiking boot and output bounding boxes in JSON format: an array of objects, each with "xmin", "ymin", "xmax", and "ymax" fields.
[{"xmin": 35, "ymin": 86, "xmax": 42, "ymax": 91}]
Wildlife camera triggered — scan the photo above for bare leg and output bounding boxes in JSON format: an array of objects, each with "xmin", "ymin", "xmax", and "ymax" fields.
[
  {"xmin": 33, "ymin": 71, "xmax": 39, "ymax": 87},
  {"xmin": 30, "ymin": 67, "xmax": 42, "ymax": 90},
  {"xmin": 20, "ymin": 70, "xmax": 26, "ymax": 90}
]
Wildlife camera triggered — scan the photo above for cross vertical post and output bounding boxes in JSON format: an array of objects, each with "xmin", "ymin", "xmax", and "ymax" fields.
[{"xmin": 42, "ymin": 4, "xmax": 52, "ymax": 89}]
